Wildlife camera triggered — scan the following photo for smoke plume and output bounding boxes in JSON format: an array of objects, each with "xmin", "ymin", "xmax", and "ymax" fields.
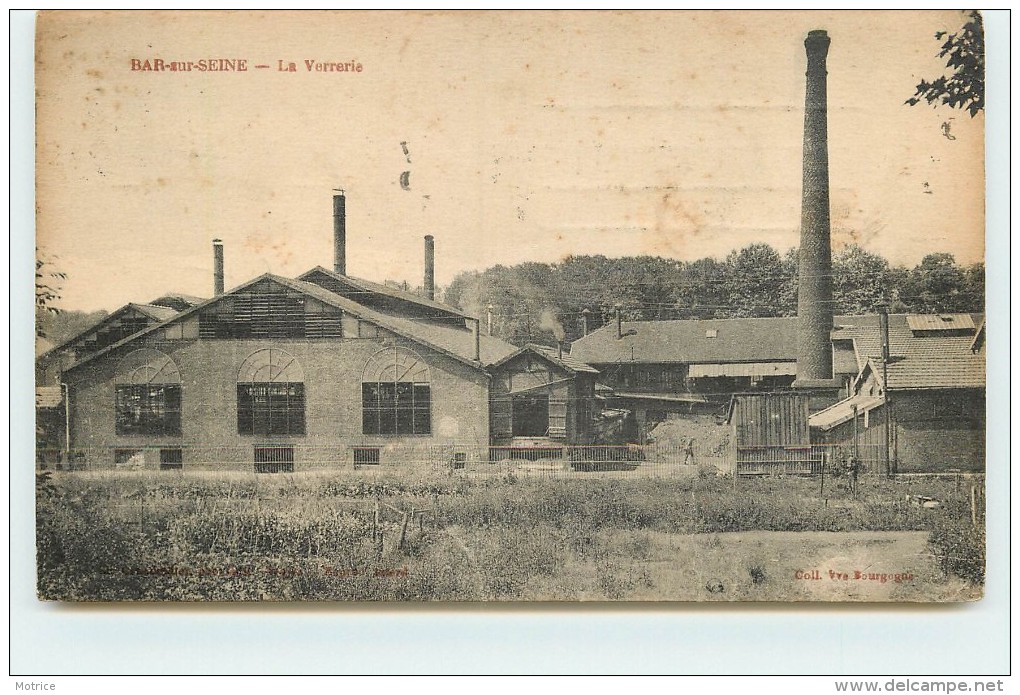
[{"xmin": 539, "ymin": 308, "xmax": 566, "ymax": 342}]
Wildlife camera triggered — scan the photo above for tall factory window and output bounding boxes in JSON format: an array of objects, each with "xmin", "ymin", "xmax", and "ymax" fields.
[
  {"xmin": 115, "ymin": 385, "xmax": 182, "ymax": 436},
  {"xmin": 362, "ymin": 346, "xmax": 431, "ymax": 435},
  {"xmin": 237, "ymin": 348, "xmax": 306, "ymax": 436},
  {"xmin": 114, "ymin": 348, "xmax": 182, "ymax": 436}
]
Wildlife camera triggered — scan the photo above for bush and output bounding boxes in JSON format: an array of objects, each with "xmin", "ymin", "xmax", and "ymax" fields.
[{"xmin": 929, "ymin": 520, "xmax": 985, "ymax": 585}]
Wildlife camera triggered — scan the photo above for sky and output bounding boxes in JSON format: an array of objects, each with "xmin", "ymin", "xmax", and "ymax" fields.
[{"xmin": 34, "ymin": 10, "xmax": 987, "ymax": 313}]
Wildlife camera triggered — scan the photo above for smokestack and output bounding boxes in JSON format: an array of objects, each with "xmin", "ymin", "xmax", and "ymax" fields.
[
  {"xmin": 557, "ymin": 341, "xmax": 564, "ymax": 360},
  {"xmin": 487, "ymin": 304, "xmax": 494, "ymax": 336},
  {"xmin": 424, "ymin": 235, "xmax": 435, "ymax": 300},
  {"xmin": 581, "ymin": 308, "xmax": 590, "ymax": 336},
  {"xmin": 212, "ymin": 239, "xmax": 224, "ymax": 296},
  {"xmin": 615, "ymin": 304, "xmax": 623, "ymax": 339},
  {"xmin": 333, "ymin": 191, "xmax": 346, "ymax": 276},
  {"xmin": 796, "ymin": 29, "xmax": 834, "ymax": 383}
]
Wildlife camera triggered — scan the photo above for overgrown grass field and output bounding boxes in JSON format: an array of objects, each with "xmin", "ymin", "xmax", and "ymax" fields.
[{"xmin": 36, "ymin": 470, "xmax": 984, "ymax": 601}]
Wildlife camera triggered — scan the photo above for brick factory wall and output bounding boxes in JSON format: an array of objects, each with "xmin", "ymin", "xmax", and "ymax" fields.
[{"xmin": 66, "ymin": 325, "xmax": 490, "ymax": 472}]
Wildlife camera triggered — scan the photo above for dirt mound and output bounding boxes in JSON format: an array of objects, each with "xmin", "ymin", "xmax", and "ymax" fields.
[{"xmin": 648, "ymin": 414, "xmax": 731, "ymax": 457}]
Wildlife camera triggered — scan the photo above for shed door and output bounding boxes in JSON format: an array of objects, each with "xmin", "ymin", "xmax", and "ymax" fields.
[{"xmin": 512, "ymin": 395, "xmax": 549, "ymax": 437}]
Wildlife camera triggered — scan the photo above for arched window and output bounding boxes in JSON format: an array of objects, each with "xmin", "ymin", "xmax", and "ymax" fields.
[
  {"xmin": 362, "ymin": 346, "xmax": 431, "ymax": 435},
  {"xmin": 114, "ymin": 348, "xmax": 182, "ymax": 436},
  {"xmin": 236, "ymin": 348, "xmax": 306, "ymax": 436}
]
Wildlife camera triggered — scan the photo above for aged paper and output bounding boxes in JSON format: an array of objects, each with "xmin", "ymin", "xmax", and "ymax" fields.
[{"xmin": 35, "ymin": 10, "xmax": 986, "ymax": 603}]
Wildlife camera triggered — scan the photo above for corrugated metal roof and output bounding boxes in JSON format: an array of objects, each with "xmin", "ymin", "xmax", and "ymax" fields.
[
  {"xmin": 809, "ymin": 393, "xmax": 885, "ymax": 431},
  {"xmin": 612, "ymin": 391, "xmax": 710, "ymax": 403},
  {"xmin": 905, "ymin": 313, "xmax": 975, "ymax": 332},
  {"xmin": 688, "ymin": 361, "xmax": 796, "ymax": 378}
]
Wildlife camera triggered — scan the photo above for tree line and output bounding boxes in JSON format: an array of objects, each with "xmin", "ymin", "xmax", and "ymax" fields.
[{"xmin": 442, "ymin": 244, "xmax": 985, "ymax": 346}]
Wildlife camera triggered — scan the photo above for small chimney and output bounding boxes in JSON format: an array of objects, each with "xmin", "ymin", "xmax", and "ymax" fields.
[
  {"xmin": 472, "ymin": 318, "xmax": 481, "ymax": 362},
  {"xmin": 212, "ymin": 239, "xmax": 224, "ymax": 296},
  {"xmin": 333, "ymin": 191, "xmax": 346, "ymax": 276},
  {"xmin": 878, "ymin": 304, "xmax": 890, "ymax": 363},
  {"xmin": 581, "ymin": 308, "xmax": 590, "ymax": 336},
  {"xmin": 424, "ymin": 235, "xmax": 435, "ymax": 300}
]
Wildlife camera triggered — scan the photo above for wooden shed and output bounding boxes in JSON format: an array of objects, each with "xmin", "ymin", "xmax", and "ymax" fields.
[{"xmin": 727, "ymin": 392, "xmax": 820, "ymax": 475}]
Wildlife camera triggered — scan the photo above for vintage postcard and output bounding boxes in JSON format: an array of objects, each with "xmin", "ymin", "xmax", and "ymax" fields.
[{"xmin": 34, "ymin": 10, "xmax": 986, "ymax": 602}]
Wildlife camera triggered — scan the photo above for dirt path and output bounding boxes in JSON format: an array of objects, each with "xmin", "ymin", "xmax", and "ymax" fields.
[{"xmin": 616, "ymin": 530, "xmax": 979, "ymax": 602}]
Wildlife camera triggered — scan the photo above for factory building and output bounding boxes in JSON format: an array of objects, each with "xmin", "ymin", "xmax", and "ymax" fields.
[
  {"xmin": 47, "ymin": 193, "xmax": 600, "ymax": 472},
  {"xmin": 810, "ymin": 314, "xmax": 986, "ymax": 473}
]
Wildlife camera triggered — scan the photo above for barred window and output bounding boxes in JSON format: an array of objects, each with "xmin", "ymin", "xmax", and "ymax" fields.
[
  {"xmin": 254, "ymin": 446, "xmax": 294, "ymax": 474},
  {"xmin": 362, "ymin": 347, "xmax": 431, "ymax": 435},
  {"xmin": 353, "ymin": 447, "xmax": 381, "ymax": 466},
  {"xmin": 114, "ymin": 349, "xmax": 182, "ymax": 436},
  {"xmin": 237, "ymin": 348, "xmax": 306, "ymax": 436},
  {"xmin": 160, "ymin": 447, "xmax": 183, "ymax": 471}
]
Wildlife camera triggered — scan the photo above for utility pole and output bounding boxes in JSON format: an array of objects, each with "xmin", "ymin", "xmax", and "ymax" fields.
[{"xmin": 878, "ymin": 305, "xmax": 892, "ymax": 478}]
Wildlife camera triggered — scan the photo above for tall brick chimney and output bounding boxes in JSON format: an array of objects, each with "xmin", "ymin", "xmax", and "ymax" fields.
[
  {"xmin": 333, "ymin": 191, "xmax": 346, "ymax": 276},
  {"xmin": 795, "ymin": 29, "xmax": 836, "ymax": 387},
  {"xmin": 424, "ymin": 235, "xmax": 435, "ymax": 300},
  {"xmin": 212, "ymin": 238, "xmax": 224, "ymax": 296}
]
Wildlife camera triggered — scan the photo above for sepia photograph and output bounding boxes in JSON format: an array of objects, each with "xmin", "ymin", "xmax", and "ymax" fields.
[{"xmin": 31, "ymin": 10, "xmax": 990, "ymax": 607}]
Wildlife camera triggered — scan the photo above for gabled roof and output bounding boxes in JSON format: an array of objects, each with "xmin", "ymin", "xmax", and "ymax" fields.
[
  {"xmin": 489, "ymin": 343, "xmax": 600, "ymax": 374},
  {"xmin": 970, "ymin": 319, "xmax": 985, "ymax": 353},
  {"xmin": 149, "ymin": 293, "xmax": 208, "ymax": 312},
  {"xmin": 833, "ymin": 313, "xmax": 984, "ymax": 390},
  {"xmin": 132, "ymin": 303, "xmax": 180, "ymax": 322},
  {"xmin": 569, "ymin": 316, "xmax": 801, "ymax": 365},
  {"xmin": 297, "ymin": 266, "xmax": 470, "ymax": 321},
  {"xmin": 65, "ymin": 273, "xmax": 519, "ymax": 375},
  {"xmin": 36, "ymin": 302, "xmax": 179, "ymax": 363},
  {"xmin": 571, "ymin": 313, "xmax": 985, "ymax": 391},
  {"xmin": 351, "ymin": 306, "xmax": 519, "ymax": 367}
]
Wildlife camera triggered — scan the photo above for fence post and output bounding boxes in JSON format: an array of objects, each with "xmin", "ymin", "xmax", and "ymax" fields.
[
  {"xmin": 820, "ymin": 450, "xmax": 825, "ymax": 498},
  {"xmin": 373, "ymin": 498, "xmax": 380, "ymax": 543},
  {"xmin": 399, "ymin": 510, "xmax": 410, "ymax": 550}
]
